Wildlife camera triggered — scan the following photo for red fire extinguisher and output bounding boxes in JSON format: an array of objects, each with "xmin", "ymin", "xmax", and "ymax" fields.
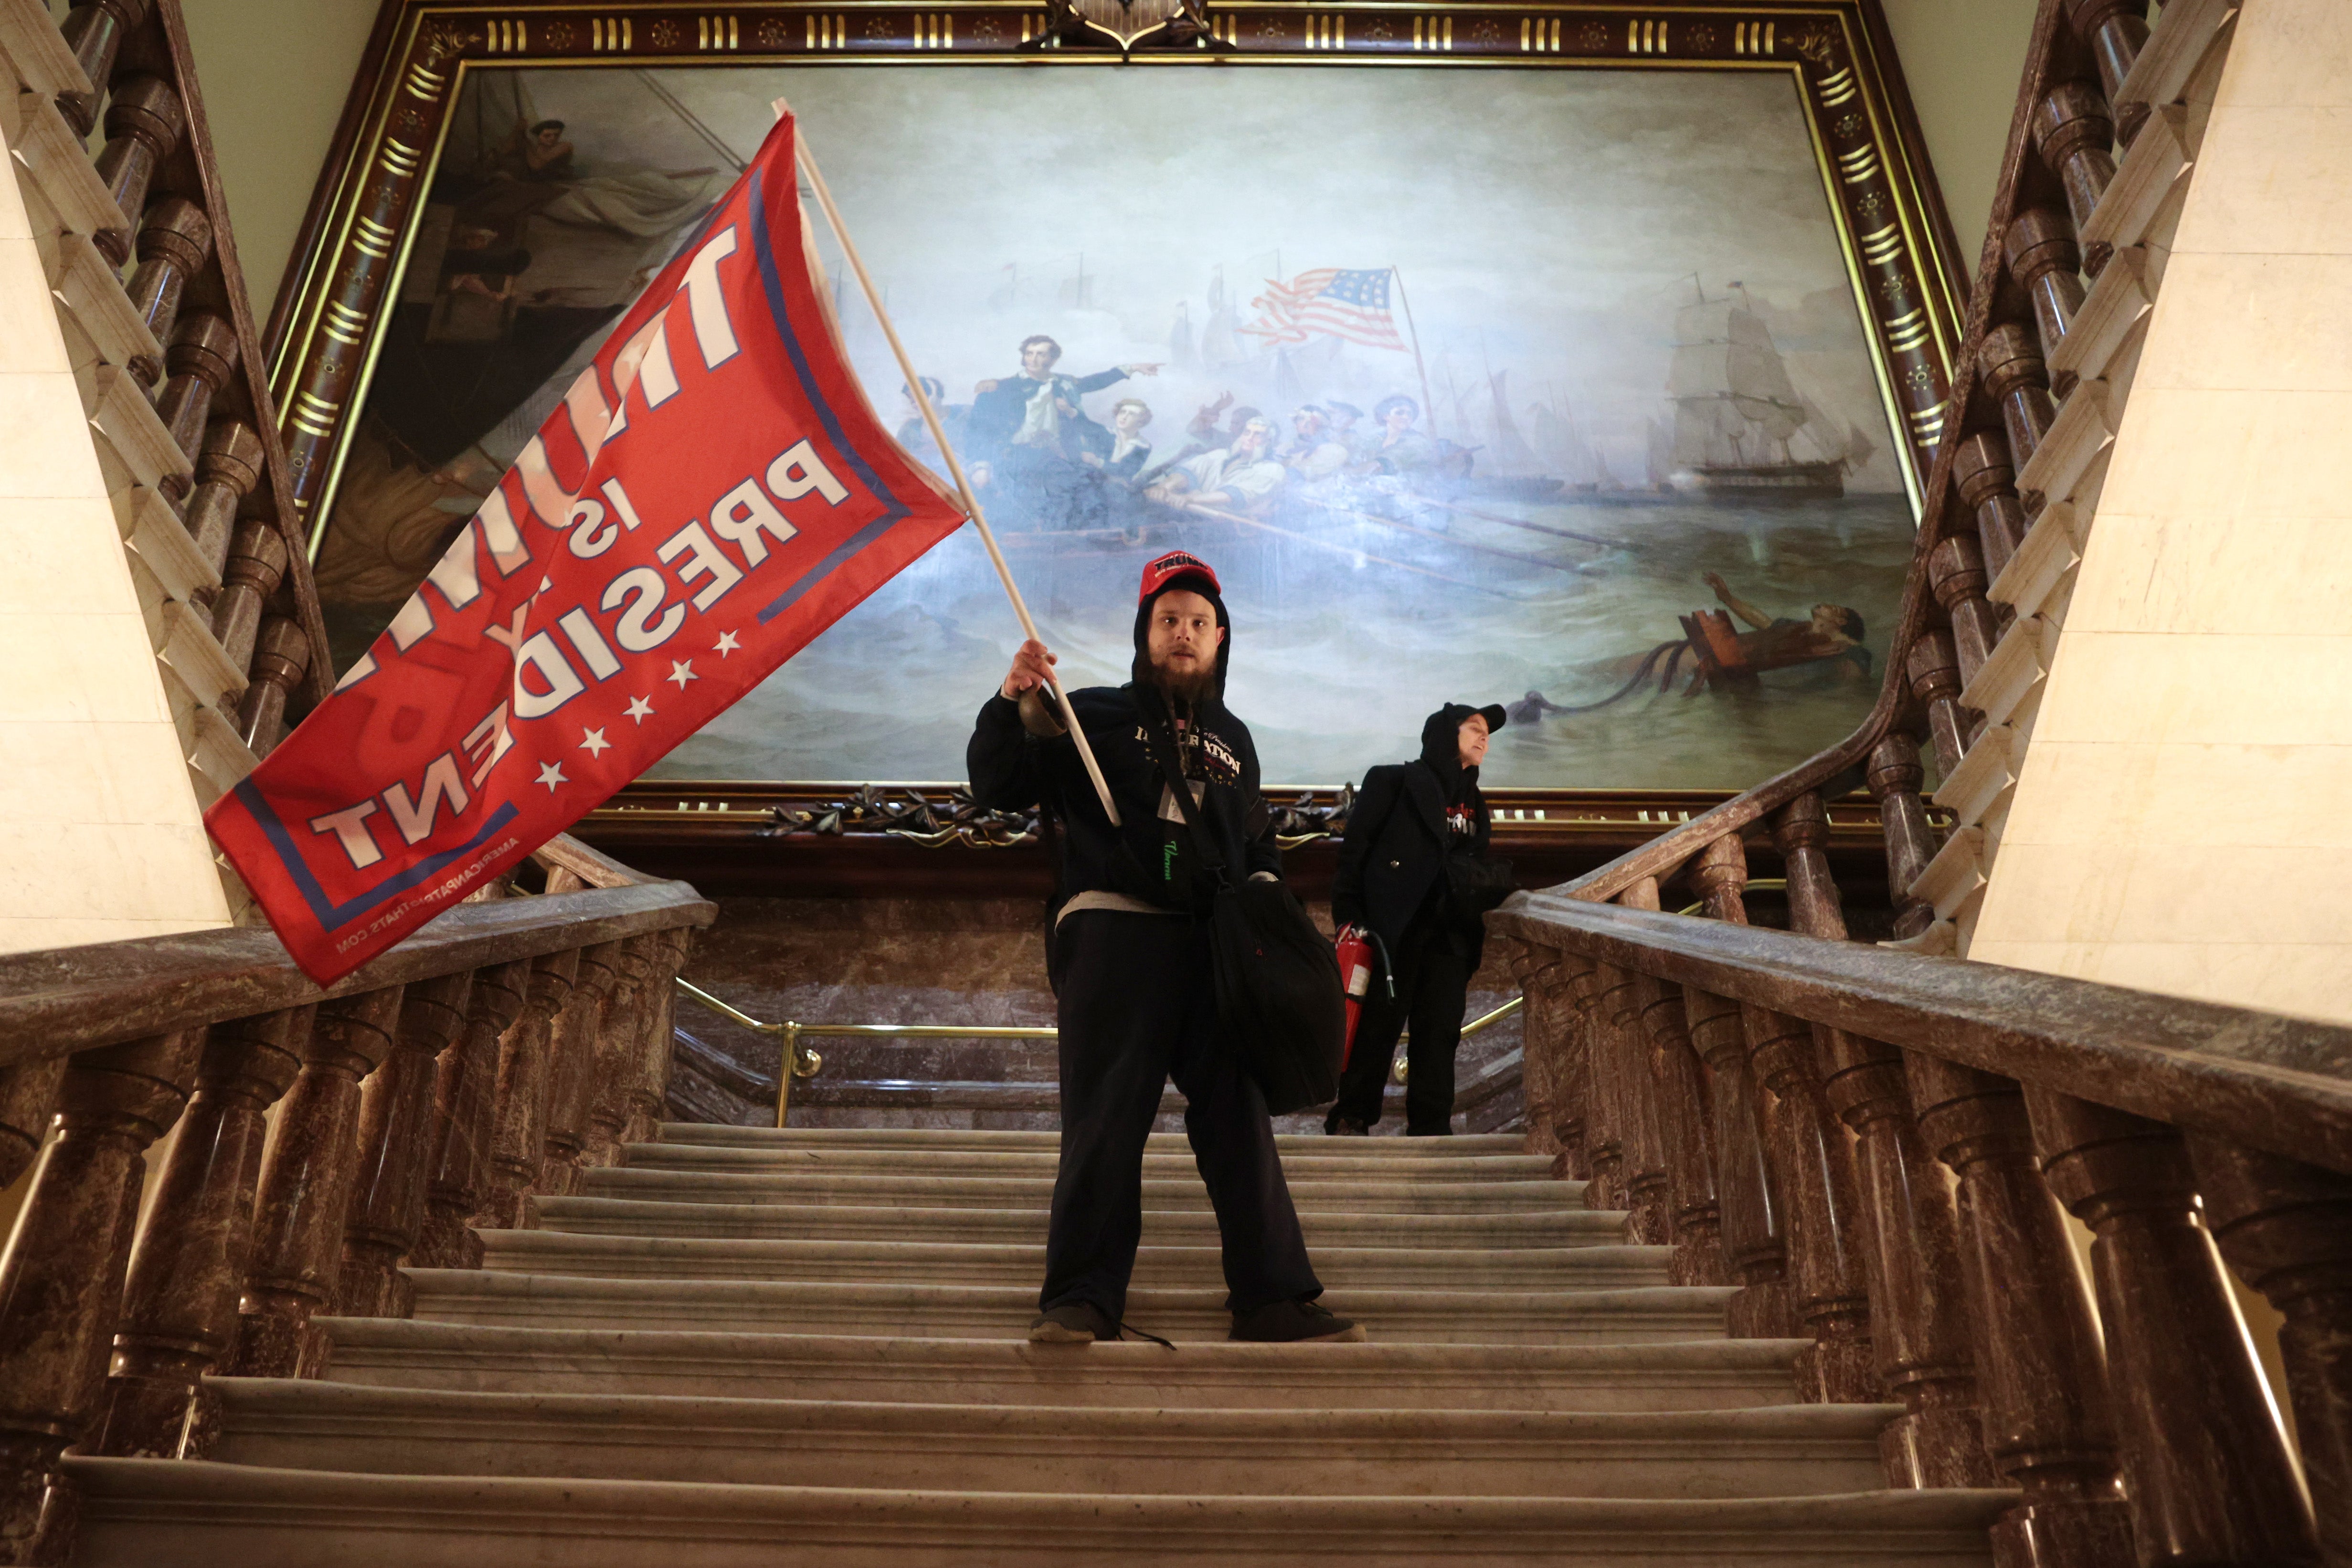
[{"xmin": 1335, "ymin": 924, "xmax": 1391, "ymax": 1069}]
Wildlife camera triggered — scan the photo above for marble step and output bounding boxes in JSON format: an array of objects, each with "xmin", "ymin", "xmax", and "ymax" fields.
[
  {"xmin": 530, "ymin": 1195, "xmax": 1630, "ymax": 1248},
  {"xmin": 66, "ymin": 1460, "xmax": 2014, "ymax": 1567},
  {"xmin": 621, "ymin": 1142, "xmax": 1560, "ymax": 1183},
  {"xmin": 201, "ymin": 1378, "xmax": 1901, "ymax": 1500},
  {"xmin": 314, "ymin": 1319, "xmax": 1810, "ymax": 1412},
  {"xmin": 659, "ymin": 1125, "xmax": 1530, "ymax": 1156},
  {"xmin": 473, "ymin": 1230, "xmax": 1671, "ymax": 1291},
  {"xmin": 409, "ymin": 1270, "xmax": 1736, "ymax": 1345},
  {"xmin": 582, "ymin": 1167, "xmax": 1591, "ymax": 1215}
]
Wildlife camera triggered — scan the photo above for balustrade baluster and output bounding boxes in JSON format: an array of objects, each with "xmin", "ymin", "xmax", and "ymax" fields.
[
  {"xmin": 0, "ymin": 1060, "xmax": 66, "ymax": 1190},
  {"xmin": 336, "ymin": 974, "xmax": 475, "ymax": 1320},
  {"xmin": 125, "ymin": 199, "xmax": 212, "ymax": 386},
  {"xmin": 1565, "ymin": 960, "xmax": 1622, "ymax": 1211},
  {"xmin": 227, "ymin": 987, "xmax": 403, "ymax": 1379},
  {"xmin": 1775, "ymin": 794, "xmax": 1989, "ymax": 1477},
  {"xmin": 626, "ymin": 931, "xmax": 692, "ymax": 1144},
  {"xmin": 1685, "ymin": 986, "xmax": 1797, "ymax": 1340},
  {"xmin": 1977, "ymin": 324, "xmax": 2060, "ymax": 479},
  {"xmin": 1682, "ymin": 833, "xmax": 1796, "ymax": 1335},
  {"xmin": 237, "ymin": 616, "xmax": 310, "ymax": 755},
  {"xmin": 1866, "ymin": 734, "xmax": 1941, "ymax": 939},
  {"xmin": 1930, "ymin": 535, "xmax": 2002, "ymax": 688},
  {"xmin": 2033, "ymin": 82, "xmax": 2120, "ymax": 276},
  {"xmin": 472, "ymin": 948, "xmax": 577, "ymax": 1230},
  {"xmin": 1629, "ymin": 967, "xmax": 1725, "ymax": 1286},
  {"xmin": 2188, "ymin": 1137, "xmax": 2352, "ymax": 1562},
  {"xmin": 181, "ymin": 421, "xmax": 264, "ymax": 587},
  {"xmin": 91, "ymin": 1006, "xmax": 312, "ymax": 1458},
  {"xmin": 1907, "ymin": 1056, "xmax": 2133, "ymax": 1566},
  {"xmin": 1740, "ymin": 1000, "xmax": 1879, "ymax": 1401},
  {"xmin": 539, "ymin": 940, "xmax": 624, "ymax": 1197},
  {"xmin": 90, "ymin": 76, "xmax": 184, "ymax": 263},
  {"xmin": 1509, "ymin": 947, "xmax": 1565, "ymax": 1161},
  {"xmin": 0, "ymin": 1031, "xmax": 200, "ymax": 1559},
  {"xmin": 2004, "ymin": 210, "xmax": 2088, "ymax": 394},
  {"xmin": 583, "ymin": 937, "xmax": 658, "ymax": 1169},
  {"xmin": 54, "ymin": 0, "xmax": 152, "ymax": 136},
  {"xmin": 1595, "ymin": 960, "xmax": 1671, "ymax": 1243},
  {"xmin": 2064, "ymin": 0, "xmax": 2151, "ymax": 145},
  {"xmin": 209, "ymin": 518, "xmax": 291, "ymax": 674},
  {"xmin": 416, "ymin": 959, "xmax": 533, "ymax": 1270},
  {"xmin": 2029, "ymin": 1095, "xmax": 2318, "ymax": 1562},
  {"xmin": 1906, "ymin": 630, "xmax": 1972, "ymax": 779},
  {"xmin": 1953, "ymin": 431, "xmax": 2029, "ymax": 582},
  {"xmin": 153, "ymin": 313, "xmax": 240, "ymax": 468}
]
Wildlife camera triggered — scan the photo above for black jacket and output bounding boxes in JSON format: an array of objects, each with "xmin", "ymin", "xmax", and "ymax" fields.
[
  {"xmin": 1332, "ymin": 716, "xmax": 1494, "ymax": 961},
  {"xmin": 968, "ymin": 684, "xmax": 1279, "ymax": 916}
]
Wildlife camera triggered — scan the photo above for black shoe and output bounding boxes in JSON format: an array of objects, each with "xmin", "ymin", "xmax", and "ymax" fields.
[
  {"xmin": 1028, "ymin": 1302, "xmax": 1116, "ymax": 1344},
  {"xmin": 1326, "ymin": 1117, "xmax": 1370, "ymax": 1137},
  {"xmin": 1230, "ymin": 1297, "xmax": 1367, "ymax": 1344}
]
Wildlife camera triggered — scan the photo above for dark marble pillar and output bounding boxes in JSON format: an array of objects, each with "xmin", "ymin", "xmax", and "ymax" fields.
[
  {"xmin": 416, "ymin": 959, "xmax": 533, "ymax": 1270},
  {"xmin": 472, "ymin": 948, "xmax": 576, "ymax": 1231},
  {"xmin": 91, "ymin": 1007, "xmax": 312, "ymax": 1460},
  {"xmin": 1908, "ymin": 1056, "xmax": 2133, "ymax": 1567},
  {"xmin": 538, "ymin": 941, "xmax": 623, "ymax": 1199},
  {"xmin": 1867, "ymin": 733, "xmax": 1942, "ymax": 940},
  {"xmin": 2031, "ymin": 1094, "xmax": 2318, "ymax": 1562},
  {"xmin": 228, "ymin": 987, "xmax": 402, "ymax": 1379},
  {"xmin": 337, "ymin": 974, "xmax": 474, "ymax": 1320},
  {"xmin": 2189, "ymin": 1137, "xmax": 2352, "ymax": 1563},
  {"xmin": 0, "ymin": 1032, "xmax": 200, "ymax": 1559}
]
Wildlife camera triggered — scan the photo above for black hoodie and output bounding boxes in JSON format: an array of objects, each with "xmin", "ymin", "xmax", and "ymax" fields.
[
  {"xmin": 1331, "ymin": 705, "xmax": 1495, "ymax": 957},
  {"xmin": 967, "ymin": 580, "xmax": 1278, "ymax": 919}
]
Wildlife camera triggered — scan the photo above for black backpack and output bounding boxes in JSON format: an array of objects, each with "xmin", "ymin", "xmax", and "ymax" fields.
[{"xmin": 1140, "ymin": 718, "xmax": 1345, "ymax": 1115}]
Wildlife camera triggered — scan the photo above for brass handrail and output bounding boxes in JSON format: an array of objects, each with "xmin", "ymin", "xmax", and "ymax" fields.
[{"xmin": 671, "ymin": 981, "xmax": 1526, "ymax": 1126}]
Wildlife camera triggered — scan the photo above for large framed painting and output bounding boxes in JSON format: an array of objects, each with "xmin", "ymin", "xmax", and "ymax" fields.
[{"xmin": 271, "ymin": 1, "xmax": 1961, "ymax": 795}]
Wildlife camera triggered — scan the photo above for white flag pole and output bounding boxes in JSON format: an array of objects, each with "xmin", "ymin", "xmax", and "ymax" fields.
[{"xmin": 776, "ymin": 103, "xmax": 1122, "ymax": 828}]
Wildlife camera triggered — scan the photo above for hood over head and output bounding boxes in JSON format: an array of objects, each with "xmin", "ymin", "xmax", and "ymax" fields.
[
  {"xmin": 1420, "ymin": 702, "xmax": 1507, "ymax": 799},
  {"xmin": 1131, "ymin": 550, "xmax": 1231, "ymax": 705}
]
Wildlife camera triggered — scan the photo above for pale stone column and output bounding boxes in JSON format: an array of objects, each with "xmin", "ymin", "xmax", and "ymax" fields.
[
  {"xmin": 1973, "ymin": 0, "xmax": 2352, "ymax": 1025},
  {"xmin": 0, "ymin": 110, "xmax": 232, "ymax": 952}
]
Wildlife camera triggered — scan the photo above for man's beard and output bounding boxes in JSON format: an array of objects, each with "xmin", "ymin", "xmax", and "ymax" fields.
[{"xmin": 1150, "ymin": 651, "xmax": 1217, "ymax": 705}]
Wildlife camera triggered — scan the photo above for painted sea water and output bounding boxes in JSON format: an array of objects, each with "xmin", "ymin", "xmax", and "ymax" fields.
[{"xmin": 656, "ymin": 492, "xmax": 1912, "ymax": 788}]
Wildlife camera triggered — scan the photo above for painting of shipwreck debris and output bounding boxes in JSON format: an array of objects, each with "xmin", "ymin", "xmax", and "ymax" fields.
[{"xmin": 312, "ymin": 62, "xmax": 1913, "ymax": 788}]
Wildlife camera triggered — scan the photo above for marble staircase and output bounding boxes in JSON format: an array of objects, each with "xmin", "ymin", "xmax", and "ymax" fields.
[{"xmin": 64, "ymin": 1124, "xmax": 2015, "ymax": 1564}]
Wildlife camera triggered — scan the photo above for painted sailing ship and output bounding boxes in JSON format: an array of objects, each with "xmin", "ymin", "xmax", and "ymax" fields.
[{"xmin": 1664, "ymin": 284, "xmax": 1850, "ymax": 501}]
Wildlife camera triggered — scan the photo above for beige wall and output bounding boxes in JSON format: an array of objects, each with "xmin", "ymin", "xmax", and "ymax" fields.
[
  {"xmin": 1972, "ymin": 0, "xmax": 2352, "ymax": 1025},
  {"xmin": 0, "ymin": 108, "xmax": 234, "ymax": 950},
  {"xmin": 176, "ymin": 0, "xmax": 383, "ymax": 325},
  {"xmin": 1880, "ymin": 0, "xmax": 2041, "ymax": 268},
  {"xmin": 178, "ymin": 1, "xmax": 2032, "ymax": 326}
]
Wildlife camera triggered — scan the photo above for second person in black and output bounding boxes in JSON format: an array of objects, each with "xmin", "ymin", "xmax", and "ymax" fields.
[{"xmin": 1327, "ymin": 702, "xmax": 1510, "ymax": 1136}]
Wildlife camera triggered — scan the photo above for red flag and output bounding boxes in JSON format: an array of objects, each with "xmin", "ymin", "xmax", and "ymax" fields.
[{"xmin": 208, "ymin": 113, "xmax": 964, "ymax": 983}]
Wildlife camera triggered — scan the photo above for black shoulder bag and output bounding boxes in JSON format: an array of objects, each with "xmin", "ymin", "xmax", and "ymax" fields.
[{"xmin": 1141, "ymin": 719, "xmax": 1345, "ymax": 1116}]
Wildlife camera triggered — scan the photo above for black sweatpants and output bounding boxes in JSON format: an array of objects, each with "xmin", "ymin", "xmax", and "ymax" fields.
[
  {"xmin": 1328, "ymin": 914, "xmax": 1474, "ymax": 1136},
  {"xmin": 1041, "ymin": 909, "xmax": 1321, "ymax": 1324}
]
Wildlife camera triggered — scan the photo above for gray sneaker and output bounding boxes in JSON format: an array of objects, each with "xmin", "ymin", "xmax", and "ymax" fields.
[
  {"xmin": 1028, "ymin": 1301, "xmax": 1117, "ymax": 1344},
  {"xmin": 1230, "ymin": 1297, "xmax": 1367, "ymax": 1343}
]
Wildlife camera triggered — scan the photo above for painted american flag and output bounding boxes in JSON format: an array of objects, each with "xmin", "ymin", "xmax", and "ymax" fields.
[{"xmin": 1240, "ymin": 268, "xmax": 1409, "ymax": 352}]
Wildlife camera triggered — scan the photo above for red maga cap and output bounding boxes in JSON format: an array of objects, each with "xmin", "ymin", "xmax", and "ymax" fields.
[{"xmin": 1137, "ymin": 550, "xmax": 1222, "ymax": 604}]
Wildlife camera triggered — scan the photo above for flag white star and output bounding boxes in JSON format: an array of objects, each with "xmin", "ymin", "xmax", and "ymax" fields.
[
  {"xmin": 667, "ymin": 659, "xmax": 699, "ymax": 690},
  {"xmin": 535, "ymin": 761, "xmax": 567, "ymax": 792},
  {"xmin": 536, "ymin": 575, "xmax": 554, "ymax": 597},
  {"xmin": 578, "ymin": 726, "xmax": 611, "ymax": 757},
  {"xmin": 714, "ymin": 630, "xmax": 741, "ymax": 657},
  {"xmin": 624, "ymin": 695, "xmax": 656, "ymax": 725}
]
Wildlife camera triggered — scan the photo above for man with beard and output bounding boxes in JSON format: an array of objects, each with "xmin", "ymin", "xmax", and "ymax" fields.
[{"xmin": 967, "ymin": 552, "xmax": 1363, "ymax": 1346}]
